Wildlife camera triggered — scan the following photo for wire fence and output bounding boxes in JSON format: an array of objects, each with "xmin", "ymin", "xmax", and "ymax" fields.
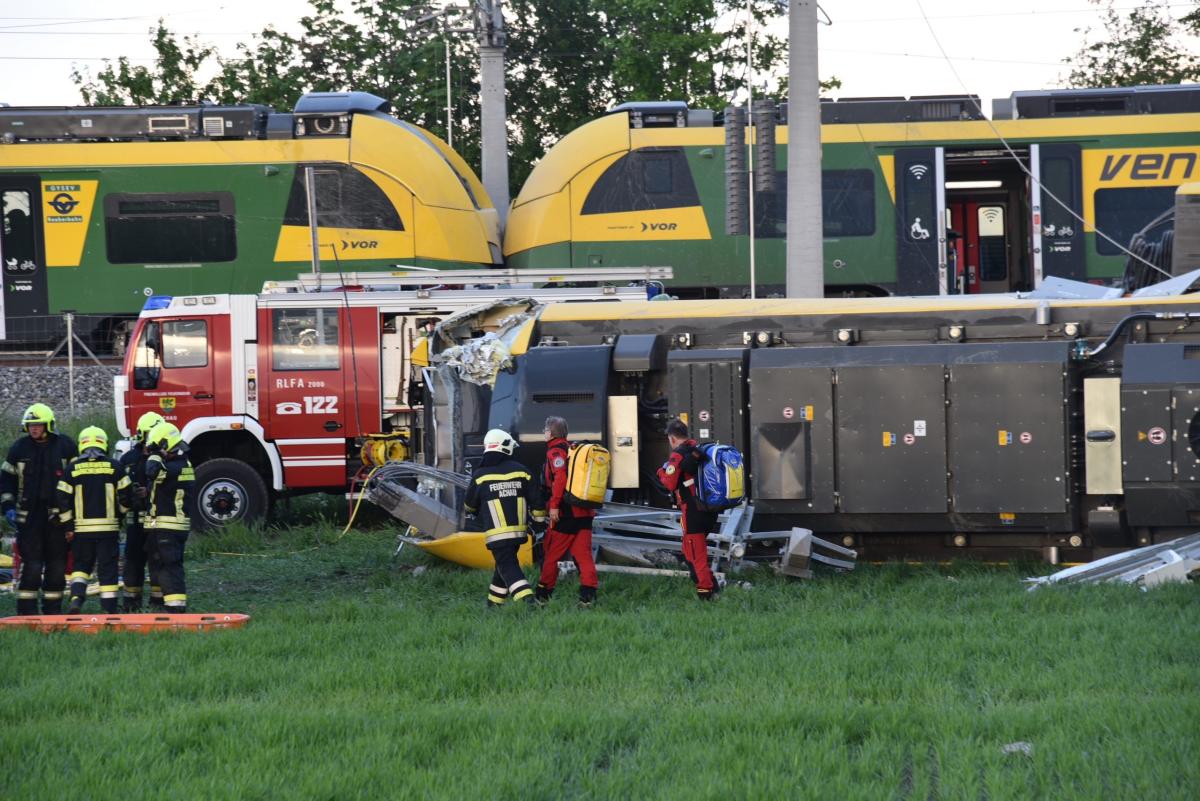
[{"xmin": 0, "ymin": 312, "xmax": 122, "ymax": 422}]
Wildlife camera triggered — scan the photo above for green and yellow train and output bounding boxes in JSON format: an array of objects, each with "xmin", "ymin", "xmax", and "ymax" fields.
[
  {"xmin": 505, "ymin": 85, "xmax": 1200, "ymax": 297},
  {"xmin": 0, "ymin": 91, "xmax": 500, "ymax": 347}
]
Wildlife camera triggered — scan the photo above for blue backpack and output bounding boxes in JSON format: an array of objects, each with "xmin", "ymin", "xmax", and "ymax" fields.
[{"xmin": 694, "ymin": 443, "xmax": 746, "ymax": 511}]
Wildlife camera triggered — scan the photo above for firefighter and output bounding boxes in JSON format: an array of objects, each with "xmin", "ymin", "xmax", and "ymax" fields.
[
  {"xmin": 656, "ymin": 418, "xmax": 720, "ymax": 601},
  {"xmin": 534, "ymin": 416, "xmax": 599, "ymax": 607},
  {"xmin": 119, "ymin": 411, "xmax": 164, "ymax": 612},
  {"xmin": 0, "ymin": 403, "xmax": 78, "ymax": 615},
  {"xmin": 59, "ymin": 426, "xmax": 132, "ymax": 614},
  {"xmin": 143, "ymin": 422, "xmax": 195, "ymax": 614},
  {"xmin": 464, "ymin": 428, "xmax": 545, "ymax": 607}
]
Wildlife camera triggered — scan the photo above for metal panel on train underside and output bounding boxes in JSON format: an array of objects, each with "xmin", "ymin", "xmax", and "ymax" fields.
[
  {"xmin": 667, "ymin": 349, "xmax": 748, "ymax": 452},
  {"xmin": 749, "ymin": 362, "xmax": 833, "ymax": 508},
  {"xmin": 1121, "ymin": 387, "xmax": 1173, "ymax": 482},
  {"xmin": 836, "ymin": 364, "xmax": 948, "ymax": 513},
  {"xmin": 949, "ymin": 361, "xmax": 1069, "ymax": 513}
]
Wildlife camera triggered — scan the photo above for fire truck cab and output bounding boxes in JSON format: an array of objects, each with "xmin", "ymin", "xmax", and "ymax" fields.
[{"xmin": 113, "ymin": 269, "xmax": 665, "ymax": 527}]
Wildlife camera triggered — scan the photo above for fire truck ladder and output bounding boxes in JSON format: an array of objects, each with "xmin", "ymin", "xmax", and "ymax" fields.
[{"xmin": 262, "ymin": 266, "xmax": 673, "ymax": 294}]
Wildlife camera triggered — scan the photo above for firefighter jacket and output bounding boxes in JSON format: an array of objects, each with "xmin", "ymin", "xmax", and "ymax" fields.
[
  {"xmin": 144, "ymin": 450, "xmax": 195, "ymax": 532},
  {"xmin": 656, "ymin": 439, "xmax": 718, "ymax": 534},
  {"xmin": 56, "ymin": 450, "xmax": 134, "ymax": 535},
  {"xmin": 119, "ymin": 443, "xmax": 149, "ymax": 518},
  {"xmin": 464, "ymin": 454, "xmax": 546, "ymax": 544},
  {"xmin": 0, "ymin": 433, "xmax": 78, "ymax": 524},
  {"xmin": 542, "ymin": 437, "xmax": 596, "ymax": 533}
]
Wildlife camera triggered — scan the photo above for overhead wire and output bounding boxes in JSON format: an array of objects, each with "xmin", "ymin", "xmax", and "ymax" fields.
[{"xmin": 913, "ymin": 0, "xmax": 1175, "ymax": 282}]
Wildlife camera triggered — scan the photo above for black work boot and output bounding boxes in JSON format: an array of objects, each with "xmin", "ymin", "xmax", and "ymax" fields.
[
  {"xmin": 578, "ymin": 585, "xmax": 597, "ymax": 609},
  {"xmin": 67, "ymin": 596, "xmax": 84, "ymax": 614},
  {"xmin": 534, "ymin": 583, "xmax": 553, "ymax": 606},
  {"xmin": 122, "ymin": 596, "xmax": 142, "ymax": 614},
  {"xmin": 42, "ymin": 598, "xmax": 63, "ymax": 615}
]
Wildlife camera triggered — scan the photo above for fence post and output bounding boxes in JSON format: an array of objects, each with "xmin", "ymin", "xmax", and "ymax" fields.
[{"xmin": 66, "ymin": 312, "xmax": 75, "ymax": 415}]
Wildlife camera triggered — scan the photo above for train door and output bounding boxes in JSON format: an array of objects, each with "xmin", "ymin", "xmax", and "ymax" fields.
[
  {"xmin": 0, "ymin": 175, "xmax": 50, "ymax": 339},
  {"xmin": 895, "ymin": 148, "xmax": 948, "ymax": 295},
  {"xmin": 261, "ymin": 305, "xmax": 348, "ymax": 488},
  {"xmin": 126, "ymin": 315, "xmax": 220, "ymax": 428},
  {"xmin": 1030, "ymin": 143, "xmax": 1085, "ymax": 286}
]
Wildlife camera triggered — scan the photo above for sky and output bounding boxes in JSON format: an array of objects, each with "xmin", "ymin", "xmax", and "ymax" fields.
[{"xmin": 1, "ymin": 0, "xmax": 1197, "ymax": 114}]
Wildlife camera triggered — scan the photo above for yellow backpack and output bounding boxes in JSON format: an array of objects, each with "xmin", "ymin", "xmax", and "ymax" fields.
[{"xmin": 564, "ymin": 443, "xmax": 610, "ymax": 508}]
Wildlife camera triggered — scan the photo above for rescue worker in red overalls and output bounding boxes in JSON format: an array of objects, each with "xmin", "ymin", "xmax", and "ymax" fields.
[
  {"xmin": 656, "ymin": 418, "xmax": 720, "ymax": 601},
  {"xmin": 534, "ymin": 416, "xmax": 598, "ymax": 608}
]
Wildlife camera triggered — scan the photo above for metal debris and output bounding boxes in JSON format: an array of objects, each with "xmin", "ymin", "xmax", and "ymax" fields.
[
  {"xmin": 1001, "ymin": 742, "xmax": 1034, "ymax": 757},
  {"xmin": 1025, "ymin": 533, "xmax": 1200, "ymax": 589}
]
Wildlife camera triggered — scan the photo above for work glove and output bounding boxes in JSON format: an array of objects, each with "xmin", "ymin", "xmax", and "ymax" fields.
[
  {"xmin": 65, "ymin": 530, "xmax": 74, "ymax": 544},
  {"xmin": 134, "ymin": 485, "xmax": 148, "ymax": 499},
  {"xmin": 3, "ymin": 509, "xmax": 15, "ymax": 527}
]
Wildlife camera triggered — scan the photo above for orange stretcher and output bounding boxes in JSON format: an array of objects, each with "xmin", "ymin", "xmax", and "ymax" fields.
[{"xmin": 0, "ymin": 613, "xmax": 250, "ymax": 633}]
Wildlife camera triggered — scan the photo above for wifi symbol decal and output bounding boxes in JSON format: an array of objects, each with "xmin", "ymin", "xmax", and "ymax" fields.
[
  {"xmin": 908, "ymin": 164, "xmax": 929, "ymax": 180},
  {"xmin": 981, "ymin": 208, "xmax": 1001, "ymax": 224}
]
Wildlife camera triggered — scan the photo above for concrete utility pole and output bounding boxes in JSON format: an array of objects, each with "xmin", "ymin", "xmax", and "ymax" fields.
[
  {"xmin": 476, "ymin": 0, "xmax": 511, "ymax": 225},
  {"xmin": 785, "ymin": 0, "xmax": 824, "ymax": 297}
]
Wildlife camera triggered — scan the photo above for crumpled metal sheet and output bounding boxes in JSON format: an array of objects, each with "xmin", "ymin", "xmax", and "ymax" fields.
[{"xmin": 435, "ymin": 332, "xmax": 512, "ymax": 386}]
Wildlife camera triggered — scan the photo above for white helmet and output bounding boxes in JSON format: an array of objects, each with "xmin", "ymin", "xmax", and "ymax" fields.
[{"xmin": 483, "ymin": 428, "xmax": 515, "ymax": 456}]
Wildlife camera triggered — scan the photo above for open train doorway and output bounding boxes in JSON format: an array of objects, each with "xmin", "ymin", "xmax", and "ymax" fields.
[{"xmin": 944, "ymin": 147, "xmax": 1031, "ymax": 293}]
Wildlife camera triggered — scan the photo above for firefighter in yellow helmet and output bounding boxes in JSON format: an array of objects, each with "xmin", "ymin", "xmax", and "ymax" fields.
[
  {"xmin": 118, "ymin": 411, "xmax": 165, "ymax": 611},
  {"xmin": 0, "ymin": 404, "xmax": 77, "ymax": 615},
  {"xmin": 142, "ymin": 422, "xmax": 195, "ymax": 613},
  {"xmin": 57, "ymin": 426, "xmax": 132, "ymax": 614},
  {"xmin": 463, "ymin": 428, "xmax": 545, "ymax": 607}
]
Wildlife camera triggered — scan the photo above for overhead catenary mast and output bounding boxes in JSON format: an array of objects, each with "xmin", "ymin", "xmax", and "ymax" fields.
[
  {"xmin": 476, "ymin": 0, "xmax": 511, "ymax": 226},
  {"xmin": 785, "ymin": 0, "xmax": 824, "ymax": 297}
]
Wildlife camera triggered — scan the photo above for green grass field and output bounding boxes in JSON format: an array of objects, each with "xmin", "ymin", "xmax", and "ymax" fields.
[{"xmin": 2, "ymin": 507, "xmax": 1197, "ymax": 800}]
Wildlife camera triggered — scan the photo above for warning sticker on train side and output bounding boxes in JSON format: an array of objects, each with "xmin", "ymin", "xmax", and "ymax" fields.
[
  {"xmin": 1019, "ymin": 431, "xmax": 1033, "ymax": 444},
  {"xmin": 882, "ymin": 432, "xmax": 896, "ymax": 447},
  {"xmin": 903, "ymin": 433, "xmax": 915, "ymax": 445},
  {"xmin": 1148, "ymin": 426, "xmax": 1168, "ymax": 445},
  {"xmin": 783, "ymin": 406, "xmax": 794, "ymax": 419},
  {"xmin": 698, "ymin": 409, "xmax": 710, "ymax": 422}
]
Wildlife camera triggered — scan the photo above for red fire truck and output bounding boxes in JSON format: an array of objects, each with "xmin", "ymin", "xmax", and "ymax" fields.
[{"xmin": 113, "ymin": 269, "xmax": 665, "ymax": 527}]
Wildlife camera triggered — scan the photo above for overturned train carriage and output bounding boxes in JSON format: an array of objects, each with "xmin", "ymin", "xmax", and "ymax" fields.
[{"xmin": 426, "ymin": 292, "xmax": 1200, "ymax": 556}]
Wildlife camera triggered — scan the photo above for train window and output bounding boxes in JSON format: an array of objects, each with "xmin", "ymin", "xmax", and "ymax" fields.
[
  {"xmin": 580, "ymin": 148, "xmax": 700, "ymax": 215},
  {"xmin": 753, "ymin": 169, "xmax": 876, "ymax": 238},
  {"xmin": 105, "ymin": 192, "xmax": 236, "ymax": 264},
  {"xmin": 1094, "ymin": 186, "xmax": 1177, "ymax": 255},
  {"xmin": 161, "ymin": 319, "xmax": 208, "ymax": 369},
  {"xmin": 2, "ymin": 190, "xmax": 35, "ymax": 274},
  {"xmin": 283, "ymin": 165, "xmax": 404, "ymax": 231},
  {"xmin": 822, "ymin": 170, "xmax": 876, "ymax": 237},
  {"xmin": 272, "ymin": 308, "xmax": 340, "ymax": 371}
]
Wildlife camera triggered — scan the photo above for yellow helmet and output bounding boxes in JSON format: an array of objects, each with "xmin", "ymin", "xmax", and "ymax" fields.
[
  {"xmin": 21, "ymin": 403, "xmax": 55, "ymax": 432},
  {"xmin": 146, "ymin": 421, "xmax": 183, "ymax": 452},
  {"xmin": 78, "ymin": 426, "xmax": 108, "ymax": 452},
  {"xmin": 136, "ymin": 411, "xmax": 165, "ymax": 440}
]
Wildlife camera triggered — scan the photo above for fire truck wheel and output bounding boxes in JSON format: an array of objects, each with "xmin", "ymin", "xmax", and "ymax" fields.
[{"xmin": 193, "ymin": 458, "xmax": 269, "ymax": 530}]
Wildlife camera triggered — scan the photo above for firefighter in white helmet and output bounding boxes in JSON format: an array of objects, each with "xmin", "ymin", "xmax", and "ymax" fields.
[{"xmin": 463, "ymin": 428, "xmax": 545, "ymax": 607}]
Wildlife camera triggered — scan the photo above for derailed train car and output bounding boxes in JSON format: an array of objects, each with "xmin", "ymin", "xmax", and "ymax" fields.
[{"xmin": 427, "ymin": 289, "xmax": 1200, "ymax": 557}]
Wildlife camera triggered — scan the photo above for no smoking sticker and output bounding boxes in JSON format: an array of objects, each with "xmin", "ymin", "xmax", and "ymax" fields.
[
  {"xmin": 1019, "ymin": 431, "xmax": 1033, "ymax": 445},
  {"xmin": 1148, "ymin": 426, "xmax": 1168, "ymax": 445},
  {"xmin": 903, "ymin": 433, "xmax": 915, "ymax": 445},
  {"xmin": 698, "ymin": 409, "xmax": 710, "ymax": 422},
  {"xmin": 783, "ymin": 406, "xmax": 794, "ymax": 419}
]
